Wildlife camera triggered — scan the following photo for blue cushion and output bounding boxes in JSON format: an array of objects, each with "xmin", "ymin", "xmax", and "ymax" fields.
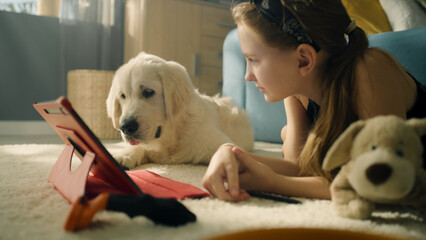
[
  {"xmin": 222, "ymin": 27, "xmax": 426, "ymax": 143},
  {"xmin": 222, "ymin": 28, "xmax": 246, "ymax": 110}
]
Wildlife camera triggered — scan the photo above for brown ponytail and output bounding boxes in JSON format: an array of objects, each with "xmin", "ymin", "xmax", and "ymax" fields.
[
  {"xmin": 294, "ymin": 1, "xmax": 369, "ymax": 180},
  {"xmin": 298, "ymin": 25, "xmax": 369, "ymax": 180}
]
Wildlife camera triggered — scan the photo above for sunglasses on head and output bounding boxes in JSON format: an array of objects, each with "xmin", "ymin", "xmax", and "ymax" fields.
[{"xmin": 232, "ymin": 0, "xmax": 321, "ymax": 52}]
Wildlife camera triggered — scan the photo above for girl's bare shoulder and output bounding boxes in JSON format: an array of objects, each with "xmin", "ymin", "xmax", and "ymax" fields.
[{"xmin": 354, "ymin": 48, "xmax": 416, "ymax": 119}]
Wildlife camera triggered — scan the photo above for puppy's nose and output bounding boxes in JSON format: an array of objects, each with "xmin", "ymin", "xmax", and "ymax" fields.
[
  {"xmin": 120, "ymin": 118, "xmax": 139, "ymax": 135},
  {"xmin": 365, "ymin": 163, "xmax": 393, "ymax": 185}
]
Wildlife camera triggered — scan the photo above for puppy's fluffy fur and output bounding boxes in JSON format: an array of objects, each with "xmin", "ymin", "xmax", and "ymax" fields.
[{"xmin": 106, "ymin": 52, "xmax": 253, "ymax": 168}]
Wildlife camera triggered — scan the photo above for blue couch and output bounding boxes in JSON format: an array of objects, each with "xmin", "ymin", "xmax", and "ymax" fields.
[{"xmin": 222, "ymin": 27, "xmax": 426, "ymax": 143}]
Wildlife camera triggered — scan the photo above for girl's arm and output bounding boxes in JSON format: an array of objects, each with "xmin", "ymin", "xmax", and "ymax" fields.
[
  {"xmin": 235, "ymin": 147, "xmax": 331, "ymax": 200},
  {"xmin": 247, "ymin": 95, "xmax": 312, "ymax": 177},
  {"xmin": 246, "ymin": 151, "xmax": 300, "ymax": 176},
  {"xmin": 270, "ymin": 174, "xmax": 331, "ymax": 199},
  {"xmin": 202, "ymin": 144, "xmax": 331, "ymax": 201},
  {"xmin": 243, "ymin": 152, "xmax": 329, "ymax": 198},
  {"xmin": 202, "ymin": 96, "xmax": 324, "ymax": 201},
  {"xmin": 281, "ymin": 95, "xmax": 312, "ymax": 163}
]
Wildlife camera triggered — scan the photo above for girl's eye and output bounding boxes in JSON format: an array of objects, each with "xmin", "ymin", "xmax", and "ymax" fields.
[
  {"xmin": 245, "ymin": 57, "xmax": 257, "ymax": 63},
  {"xmin": 142, "ymin": 89, "xmax": 155, "ymax": 98},
  {"xmin": 120, "ymin": 93, "xmax": 126, "ymax": 99}
]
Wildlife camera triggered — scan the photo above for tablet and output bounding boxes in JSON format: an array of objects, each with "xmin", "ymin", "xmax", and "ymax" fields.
[{"xmin": 33, "ymin": 96, "xmax": 143, "ymax": 196}]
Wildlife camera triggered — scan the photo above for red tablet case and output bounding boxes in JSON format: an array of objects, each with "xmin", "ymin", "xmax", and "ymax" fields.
[{"xmin": 33, "ymin": 96, "xmax": 209, "ymax": 203}]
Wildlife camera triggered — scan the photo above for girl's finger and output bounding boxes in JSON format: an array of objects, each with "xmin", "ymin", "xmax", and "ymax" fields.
[
  {"xmin": 232, "ymin": 147, "xmax": 256, "ymax": 170},
  {"xmin": 209, "ymin": 174, "xmax": 235, "ymax": 201},
  {"xmin": 223, "ymin": 154, "xmax": 240, "ymax": 197}
]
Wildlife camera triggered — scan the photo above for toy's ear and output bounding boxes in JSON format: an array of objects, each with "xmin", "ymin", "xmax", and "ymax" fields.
[
  {"xmin": 406, "ymin": 118, "xmax": 426, "ymax": 137},
  {"xmin": 322, "ymin": 120, "xmax": 366, "ymax": 171}
]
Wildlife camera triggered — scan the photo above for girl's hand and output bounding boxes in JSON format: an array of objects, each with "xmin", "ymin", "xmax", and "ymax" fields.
[
  {"xmin": 202, "ymin": 144, "xmax": 250, "ymax": 202},
  {"xmin": 232, "ymin": 147, "xmax": 277, "ymax": 193},
  {"xmin": 202, "ymin": 144, "xmax": 279, "ymax": 201}
]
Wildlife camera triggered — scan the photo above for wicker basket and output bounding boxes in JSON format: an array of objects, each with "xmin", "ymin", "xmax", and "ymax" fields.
[{"xmin": 67, "ymin": 70, "xmax": 120, "ymax": 140}]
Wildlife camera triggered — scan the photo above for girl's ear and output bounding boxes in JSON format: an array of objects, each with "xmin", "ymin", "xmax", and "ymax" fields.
[{"xmin": 296, "ymin": 44, "xmax": 317, "ymax": 77}]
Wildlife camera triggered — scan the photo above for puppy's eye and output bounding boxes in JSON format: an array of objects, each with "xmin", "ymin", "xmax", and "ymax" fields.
[
  {"xmin": 396, "ymin": 150, "xmax": 404, "ymax": 157},
  {"xmin": 371, "ymin": 145, "xmax": 377, "ymax": 150},
  {"xmin": 142, "ymin": 89, "xmax": 155, "ymax": 98},
  {"xmin": 120, "ymin": 93, "xmax": 126, "ymax": 99}
]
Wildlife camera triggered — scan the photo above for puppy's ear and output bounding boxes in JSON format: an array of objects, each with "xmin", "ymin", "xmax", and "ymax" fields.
[
  {"xmin": 106, "ymin": 80, "xmax": 122, "ymax": 129},
  {"xmin": 161, "ymin": 61, "xmax": 194, "ymax": 121},
  {"xmin": 406, "ymin": 118, "xmax": 426, "ymax": 137},
  {"xmin": 322, "ymin": 120, "xmax": 365, "ymax": 171}
]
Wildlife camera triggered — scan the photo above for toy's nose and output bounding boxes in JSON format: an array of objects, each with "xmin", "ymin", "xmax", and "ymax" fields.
[{"xmin": 365, "ymin": 163, "xmax": 393, "ymax": 185}]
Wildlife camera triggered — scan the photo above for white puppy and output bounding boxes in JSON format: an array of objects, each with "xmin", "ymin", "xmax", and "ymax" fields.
[{"xmin": 106, "ymin": 52, "xmax": 253, "ymax": 168}]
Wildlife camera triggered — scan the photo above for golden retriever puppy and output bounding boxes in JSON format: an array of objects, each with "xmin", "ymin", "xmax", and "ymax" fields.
[{"xmin": 106, "ymin": 52, "xmax": 253, "ymax": 168}]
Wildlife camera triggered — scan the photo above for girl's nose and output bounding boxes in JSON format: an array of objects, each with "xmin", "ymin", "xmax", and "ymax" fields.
[{"xmin": 245, "ymin": 69, "xmax": 255, "ymax": 82}]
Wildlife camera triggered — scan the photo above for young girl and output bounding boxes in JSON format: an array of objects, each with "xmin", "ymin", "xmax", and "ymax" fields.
[{"xmin": 202, "ymin": 0, "xmax": 426, "ymax": 201}]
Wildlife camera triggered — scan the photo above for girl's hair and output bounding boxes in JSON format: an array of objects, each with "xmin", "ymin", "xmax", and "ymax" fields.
[{"xmin": 233, "ymin": 0, "xmax": 369, "ymax": 181}]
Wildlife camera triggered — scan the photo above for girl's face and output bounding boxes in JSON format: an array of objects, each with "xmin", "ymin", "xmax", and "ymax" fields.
[{"xmin": 238, "ymin": 24, "xmax": 301, "ymax": 103}]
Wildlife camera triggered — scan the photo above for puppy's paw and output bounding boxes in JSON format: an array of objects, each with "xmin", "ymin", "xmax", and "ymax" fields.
[
  {"xmin": 113, "ymin": 152, "xmax": 137, "ymax": 169},
  {"xmin": 113, "ymin": 147, "xmax": 146, "ymax": 169}
]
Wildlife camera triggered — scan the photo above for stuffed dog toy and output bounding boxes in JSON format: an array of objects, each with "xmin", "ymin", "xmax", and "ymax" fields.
[{"xmin": 322, "ymin": 115, "xmax": 426, "ymax": 219}]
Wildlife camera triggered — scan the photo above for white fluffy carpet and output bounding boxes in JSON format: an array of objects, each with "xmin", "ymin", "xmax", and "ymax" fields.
[{"xmin": 0, "ymin": 142, "xmax": 425, "ymax": 240}]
